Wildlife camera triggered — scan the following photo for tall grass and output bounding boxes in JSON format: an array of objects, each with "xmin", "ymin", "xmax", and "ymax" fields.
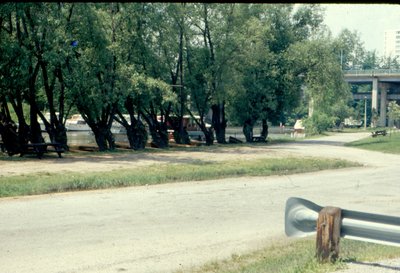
[{"xmin": 0, "ymin": 157, "xmax": 358, "ymax": 198}]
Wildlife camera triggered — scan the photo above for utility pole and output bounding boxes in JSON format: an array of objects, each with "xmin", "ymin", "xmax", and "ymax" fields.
[
  {"xmin": 364, "ymin": 96, "xmax": 367, "ymax": 130},
  {"xmin": 340, "ymin": 49, "xmax": 343, "ymax": 70}
]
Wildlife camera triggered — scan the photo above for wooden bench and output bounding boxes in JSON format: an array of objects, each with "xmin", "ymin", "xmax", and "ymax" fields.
[
  {"xmin": 371, "ymin": 130, "xmax": 387, "ymax": 137},
  {"xmin": 20, "ymin": 143, "xmax": 65, "ymax": 159},
  {"xmin": 228, "ymin": 136, "xmax": 243, "ymax": 144},
  {"xmin": 252, "ymin": 136, "xmax": 266, "ymax": 142}
]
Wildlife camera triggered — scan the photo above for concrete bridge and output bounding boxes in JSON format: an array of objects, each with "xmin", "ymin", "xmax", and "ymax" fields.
[{"xmin": 344, "ymin": 69, "xmax": 400, "ymax": 127}]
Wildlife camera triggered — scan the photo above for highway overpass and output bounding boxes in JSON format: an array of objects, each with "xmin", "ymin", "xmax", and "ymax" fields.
[{"xmin": 344, "ymin": 69, "xmax": 400, "ymax": 127}]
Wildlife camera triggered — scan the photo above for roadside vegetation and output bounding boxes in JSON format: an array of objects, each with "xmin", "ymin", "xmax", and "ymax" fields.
[
  {"xmin": 176, "ymin": 238, "xmax": 400, "ymax": 273},
  {"xmin": 345, "ymin": 129, "xmax": 400, "ymax": 154},
  {"xmin": 0, "ymin": 155, "xmax": 358, "ymax": 198}
]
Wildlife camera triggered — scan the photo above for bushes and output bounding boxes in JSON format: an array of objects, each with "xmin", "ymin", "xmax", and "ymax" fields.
[{"xmin": 304, "ymin": 113, "xmax": 335, "ymax": 135}]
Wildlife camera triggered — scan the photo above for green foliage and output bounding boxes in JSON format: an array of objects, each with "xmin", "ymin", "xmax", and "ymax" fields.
[
  {"xmin": 0, "ymin": 3, "xmax": 376, "ymax": 145},
  {"xmin": 229, "ymin": 4, "xmax": 326, "ymax": 127},
  {"xmin": 388, "ymin": 101, "xmax": 400, "ymax": 126},
  {"xmin": 304, "ymin": 112, "xmax": 335, "ymax": 135},
  {"xmin": 379, "ymin": 55, "xmax": 400, "ymax": 69},
  {"xmin": 333, "ymin": 29, "xmax": 366, "ymax": 70},
  {"xmin": 362, "ymin": 50, "xmax": 379, "ymax": 69}
]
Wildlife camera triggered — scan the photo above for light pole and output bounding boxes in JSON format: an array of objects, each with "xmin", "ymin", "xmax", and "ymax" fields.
[
  {"xmin": 340, "ymin": 49, "xmax": 343, "ymax": 70},
  {"xmin": 364, "ymin": 96, "xmax": 367, "ymax": 130}
]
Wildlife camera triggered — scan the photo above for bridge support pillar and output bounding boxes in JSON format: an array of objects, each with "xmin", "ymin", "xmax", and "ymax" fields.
[
  {"xmin": 379, "ymin": 86, "xmax": 387, "ymax": 127},
  {"xmin": 371, "ymin": 78, "xmax": 379, "ymax": 127}
]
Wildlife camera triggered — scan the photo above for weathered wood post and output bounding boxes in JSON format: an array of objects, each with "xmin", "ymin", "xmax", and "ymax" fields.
[{"xmin": 316, "ymin": 206, "xmax": 342, "ymax": 263}]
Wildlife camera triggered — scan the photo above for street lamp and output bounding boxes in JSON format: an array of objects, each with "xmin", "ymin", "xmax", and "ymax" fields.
[{"xmin": 364, "ymin": 96, "xmax": 367, "ymax": 130}]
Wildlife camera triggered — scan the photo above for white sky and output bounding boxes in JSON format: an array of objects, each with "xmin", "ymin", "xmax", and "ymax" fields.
[{"xmin": 321, "ymin": 3, "xmax": 400, "ymax": 56}]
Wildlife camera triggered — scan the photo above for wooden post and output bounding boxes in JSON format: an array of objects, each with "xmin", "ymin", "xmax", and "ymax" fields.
[{"xmin": 316, "ymin": 206, "xmax": 342, "ymax": 263}]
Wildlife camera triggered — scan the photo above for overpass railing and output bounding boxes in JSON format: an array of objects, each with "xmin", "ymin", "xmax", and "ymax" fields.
[{"xmin": 343, "ymin": 69, "xmax": 400, "ymax": 76}]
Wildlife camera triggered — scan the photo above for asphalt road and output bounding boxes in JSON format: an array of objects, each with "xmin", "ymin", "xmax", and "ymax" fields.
[{"xmin": 1, "ymin": 132, "xmax": 399, "ymax": 273}]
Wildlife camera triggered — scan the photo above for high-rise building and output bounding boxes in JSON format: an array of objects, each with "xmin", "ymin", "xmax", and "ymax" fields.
[{"xmin": 384, "ymin": 29, "xmax": 400, "ymax": 58}]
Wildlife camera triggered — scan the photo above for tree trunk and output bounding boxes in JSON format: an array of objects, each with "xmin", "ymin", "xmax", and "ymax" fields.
[
  {"xmin": 91, "ymin": 125, "xmax": 115, "ymax": 152},
  {"xmin": 174, "ymin": 23, "xmax": 189, "ymax": 145},
  {"xmin": 90, "ymin": 121, "xmax": 115, "ymax": 152},
  {"xmin": 260, "ymin": 118, "xmax": 268, "ymax": 141},
  {"xmin": 243, "ymin": 119, "xmax": 254, "ymax": 142},
  {"xmin": 149, "ymin": 122, "xmax": 169, "ymax": 149},
  {"xmin": 52, "ymin": 124, "xmax": 68, "ymax": 148},
  {"xmin": 93, "ymin": 129, "xmax": 108, "ymax": 151},
  {"xmin": 169, "ymin": 116, "xmax": 190, "ymax": 145},
  {"xmin": 27, "ymin": 60, "xmax": 44, "ymax": 144},
  {"xmin": 204, "ymin": 127, "xmax": 214, "ymax": 146},
  {"xmin": 142, "ymin": 109, "xmax": 170, "ymax": 149},
  {"xmin": 29, "ymin": 111, "xmax": 44, "ymax": 144},
  {"xmin": 0, "ymin": 110, "xmax": 22, "ymax": 156},
  {"xmin": 173, "ymin": 128, "xmax": 190, "ymax": 145},
  {"xmin": 126, "ymin": 120, "xmax": 148, "ymax": 150},
  {"xmin": 105, "ymin": 129, "xmax": 115, "ymax": 150},
  {"xmin": 28, "ymin": 90, "xmax": 44, "ymax": 145},
  {"xmin": 144, "ymin": 115, "xmax": 169, "ymax": 149},
  {"xmin": 212, "ymin": 103, "xmax": 227, "ymax": 144}
]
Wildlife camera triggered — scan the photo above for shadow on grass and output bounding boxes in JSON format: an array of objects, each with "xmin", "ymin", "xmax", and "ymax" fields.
[{"xmin": 342, "ymin": 259, "xmax": 400, "ymax": 271}]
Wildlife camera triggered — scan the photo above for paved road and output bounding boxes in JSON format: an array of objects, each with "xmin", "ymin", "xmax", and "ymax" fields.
[{"xmin": 0, "ymin": 132, "xmax": 399, "ymax": 273}]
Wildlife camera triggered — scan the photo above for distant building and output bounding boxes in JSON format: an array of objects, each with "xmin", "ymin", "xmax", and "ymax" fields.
[{"xmin": 384, "ymin": 29, "xmax": 400, "ymax": 59}]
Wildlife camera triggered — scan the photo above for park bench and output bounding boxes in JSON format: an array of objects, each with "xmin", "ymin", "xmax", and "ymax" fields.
[
  {"xmin": 252, "ymin": 136, "xmax": 266, "ymax": 142},
  {"xmin": 20, "ymin": 142, "xmax": 65, "ymax": 159},
  {"xmin": 228, "ymin": 136, "xmax": 243, "ymax": 144},
  {"xmin": 371, "ymin": 130, "xmax": 387, "ymax": 137}
]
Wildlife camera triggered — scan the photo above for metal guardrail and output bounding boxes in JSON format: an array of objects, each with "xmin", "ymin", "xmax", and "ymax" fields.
[{"xmin": 285, "ymin": 197, "xmax": 400, "ymax": 247}]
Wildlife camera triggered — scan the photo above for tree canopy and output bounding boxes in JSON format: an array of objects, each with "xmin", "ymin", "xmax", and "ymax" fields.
[{"xmin": 0, "ymin": 3, "xmax": 377, "ymax": 153}]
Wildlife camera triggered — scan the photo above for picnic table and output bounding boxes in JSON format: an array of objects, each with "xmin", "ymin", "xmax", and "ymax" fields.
[
  {"xmin": 371, "ymin": 130, "xmax": 387, "ymax": 137},
  {"xmin": 252, "ymin": 136, "xmax": 266, "ymax": 142},
  {"xmin": 20, "ymin": 142, "xmax": 65, "ymax": 159}
]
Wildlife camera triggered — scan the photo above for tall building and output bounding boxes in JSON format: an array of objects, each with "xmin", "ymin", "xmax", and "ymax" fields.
[{"xmin": 384, "ymin": 29, "xmax": 400, "ymax": 58}]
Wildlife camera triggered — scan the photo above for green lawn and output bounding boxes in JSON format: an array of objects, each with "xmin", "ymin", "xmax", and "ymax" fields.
[
  {"xmin": 0, "ymin": 156, "xmax": 358, "ymax": 198},
  {"xmin": 345, "ymin": 130, "xmax": 400, "ymax": 154}
]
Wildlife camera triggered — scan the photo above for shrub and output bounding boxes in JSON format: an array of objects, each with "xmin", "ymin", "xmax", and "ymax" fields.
[{"xmin": 304, "ymin": 113, "xmax": 335, "ymax": 135}]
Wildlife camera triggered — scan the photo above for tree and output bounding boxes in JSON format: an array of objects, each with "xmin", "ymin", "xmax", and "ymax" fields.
[
  {"xmin": 188, "ymin": 3, "xmax": 243, "ymax": 144},
  {"xmin": 287, "ymin": 38, "xmax": 352, "ymax": 134},
  {"xmin": 0, "ymin": 3, "xmax": 71, "ymax": 152},
  {"xmin": 379, "ymin": 55, "xmax": 400, "ymax": 69},
  {"xmin": 128, "ymin": 3, "xmax": 178, "ymax": 148},
  {"xmin": 185, "ymin": 45, "xmax": 215, "ymax": 145},
  {"xmin": 0, "ymin": 3, "xmax": 31, "ymax": 153},
  {"xmin": 229, "ymin": 12, "xmax": 277, "ymax": 142},
  {"xmin": 388, "ymin": 101, "xmax": 400, "ymax": 128},
  {"xmin": 64, "ymin": 3, "xmax": 120, "ymax": 151},
  {"xmin": 229, "ymin": 4, "xmax": 326, "ymax": 141},
  {"xmin": 362, "ymin": 50, "xmax": 379, "ymax": 69},
  {"xmin": 111, "ymin": 3, "xmax": 152, "ymax": 150},
  {"xmin": 333, "ymin": 29, "xmax": 365, "ymax": 70}
]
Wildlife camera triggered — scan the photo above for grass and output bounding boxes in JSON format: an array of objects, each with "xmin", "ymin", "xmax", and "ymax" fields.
[
  {"xmin": 176, "ymin": 238, "xmax": 400, "ymax": 273},
  {"xmin": 0, "ymin": 156, "xmax": 359, "ymax": 198},
  {"xmin": 345, "ymin": 129, "xmax": 400, "ymax": 154}
]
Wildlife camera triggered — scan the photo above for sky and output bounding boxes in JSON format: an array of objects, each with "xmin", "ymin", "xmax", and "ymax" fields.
[{"xmin": 321, "ymin": 3, "xmax": 400, "ymax": 56}]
